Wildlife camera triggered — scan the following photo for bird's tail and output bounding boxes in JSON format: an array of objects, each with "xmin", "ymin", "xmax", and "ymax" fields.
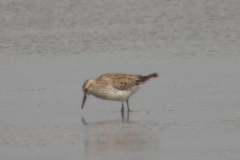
[
  {"xmin": 148, "ymin": 73, "xmax": 159, "ymax": 78},
  {"xmin": 136, "ymin": 73, "xmax": 159, "ymax": 83}
]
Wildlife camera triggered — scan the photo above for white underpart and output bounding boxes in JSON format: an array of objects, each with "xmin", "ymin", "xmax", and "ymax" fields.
[{"xmin": 91, "ymin": 85, "xmax": 142, "ymax": 102}]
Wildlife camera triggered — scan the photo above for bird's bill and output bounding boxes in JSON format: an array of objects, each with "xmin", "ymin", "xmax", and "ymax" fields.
[{"xmin": 81, "ymin": 94, "xmax": 88, "ymax": 109}]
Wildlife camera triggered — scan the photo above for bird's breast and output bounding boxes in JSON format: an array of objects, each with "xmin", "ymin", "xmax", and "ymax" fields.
[{"xmin": 92, "ymin": 89, "xmax": 132, "ymax": 102}]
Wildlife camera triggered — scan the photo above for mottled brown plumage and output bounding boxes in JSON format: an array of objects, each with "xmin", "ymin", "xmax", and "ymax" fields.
[{"xmin": 81, "ymin": 73, "xmax": 158, "ymax": 112}]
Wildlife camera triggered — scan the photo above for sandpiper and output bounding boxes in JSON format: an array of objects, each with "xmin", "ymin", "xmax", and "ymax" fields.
[{"xmin": 81, "ymin": 73, "xmax": 158, "ymax": 112}]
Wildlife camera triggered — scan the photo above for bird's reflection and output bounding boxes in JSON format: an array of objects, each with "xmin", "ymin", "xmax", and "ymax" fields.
[
  {"xmin": 121, "ymin": 111, "xmax": 129, "ymax": 123},
  {"xmin": 81, "ymin": 111, "xmax": 158, "ymax": 154},
  {"xmin": 82, "ymin": 111, "xmax": 130, "ymax": 125}
]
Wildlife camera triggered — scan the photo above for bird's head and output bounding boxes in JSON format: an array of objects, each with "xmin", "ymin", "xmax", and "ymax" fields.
[{"xmin": 81, "ymin": 79, "xmax": 95, "ymax": 109}]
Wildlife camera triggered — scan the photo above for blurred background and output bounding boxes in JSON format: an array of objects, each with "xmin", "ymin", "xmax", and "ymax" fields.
[
  {"xmin": 1, "ymin": 0, "xmax": 240, "ymax": 58},
  {"xmin": 1, "ymin": 1, "xmax": 240, "ymax": 160}
]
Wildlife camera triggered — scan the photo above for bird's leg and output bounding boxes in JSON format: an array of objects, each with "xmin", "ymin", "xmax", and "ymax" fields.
[
  {"xmin": 126, "ymin": 100, "xmax": 131, "ymax": 112},
  {"xmin": 121, "ymin": 103, "xmax": 124, "ymax": 112}
]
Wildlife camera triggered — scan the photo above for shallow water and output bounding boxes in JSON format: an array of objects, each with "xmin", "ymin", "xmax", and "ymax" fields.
[{"xmin": 1, "ymin": 55, "xmax": 240, "ymax": 160}]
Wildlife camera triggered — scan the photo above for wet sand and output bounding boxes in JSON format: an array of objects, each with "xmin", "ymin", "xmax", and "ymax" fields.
[{"xmin": 1, "ymin": 0, "xmax": 240, "ymax": 160}]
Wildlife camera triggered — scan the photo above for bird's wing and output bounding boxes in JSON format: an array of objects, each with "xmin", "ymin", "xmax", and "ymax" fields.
[
  {"xmin": 99, "ymin": 73, "xmax": 155, "ymax": 90},
  {"xmin": 111, "ymin": 74, "xmax": 139, "ymax": 90},
  {"xmin": 96, "ymin": 73, "xmax": 157, "ymax": 90}
]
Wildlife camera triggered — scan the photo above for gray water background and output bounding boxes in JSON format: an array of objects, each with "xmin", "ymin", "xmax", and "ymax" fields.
[{"xmin": 1, "ymin": 0, "xmax": 240, "ymax": 159}]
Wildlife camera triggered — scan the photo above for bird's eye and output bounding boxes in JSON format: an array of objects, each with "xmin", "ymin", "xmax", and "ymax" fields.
[{"xmin": 84, "ymin": 88, "xmax": 88, "ymax": 92}]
